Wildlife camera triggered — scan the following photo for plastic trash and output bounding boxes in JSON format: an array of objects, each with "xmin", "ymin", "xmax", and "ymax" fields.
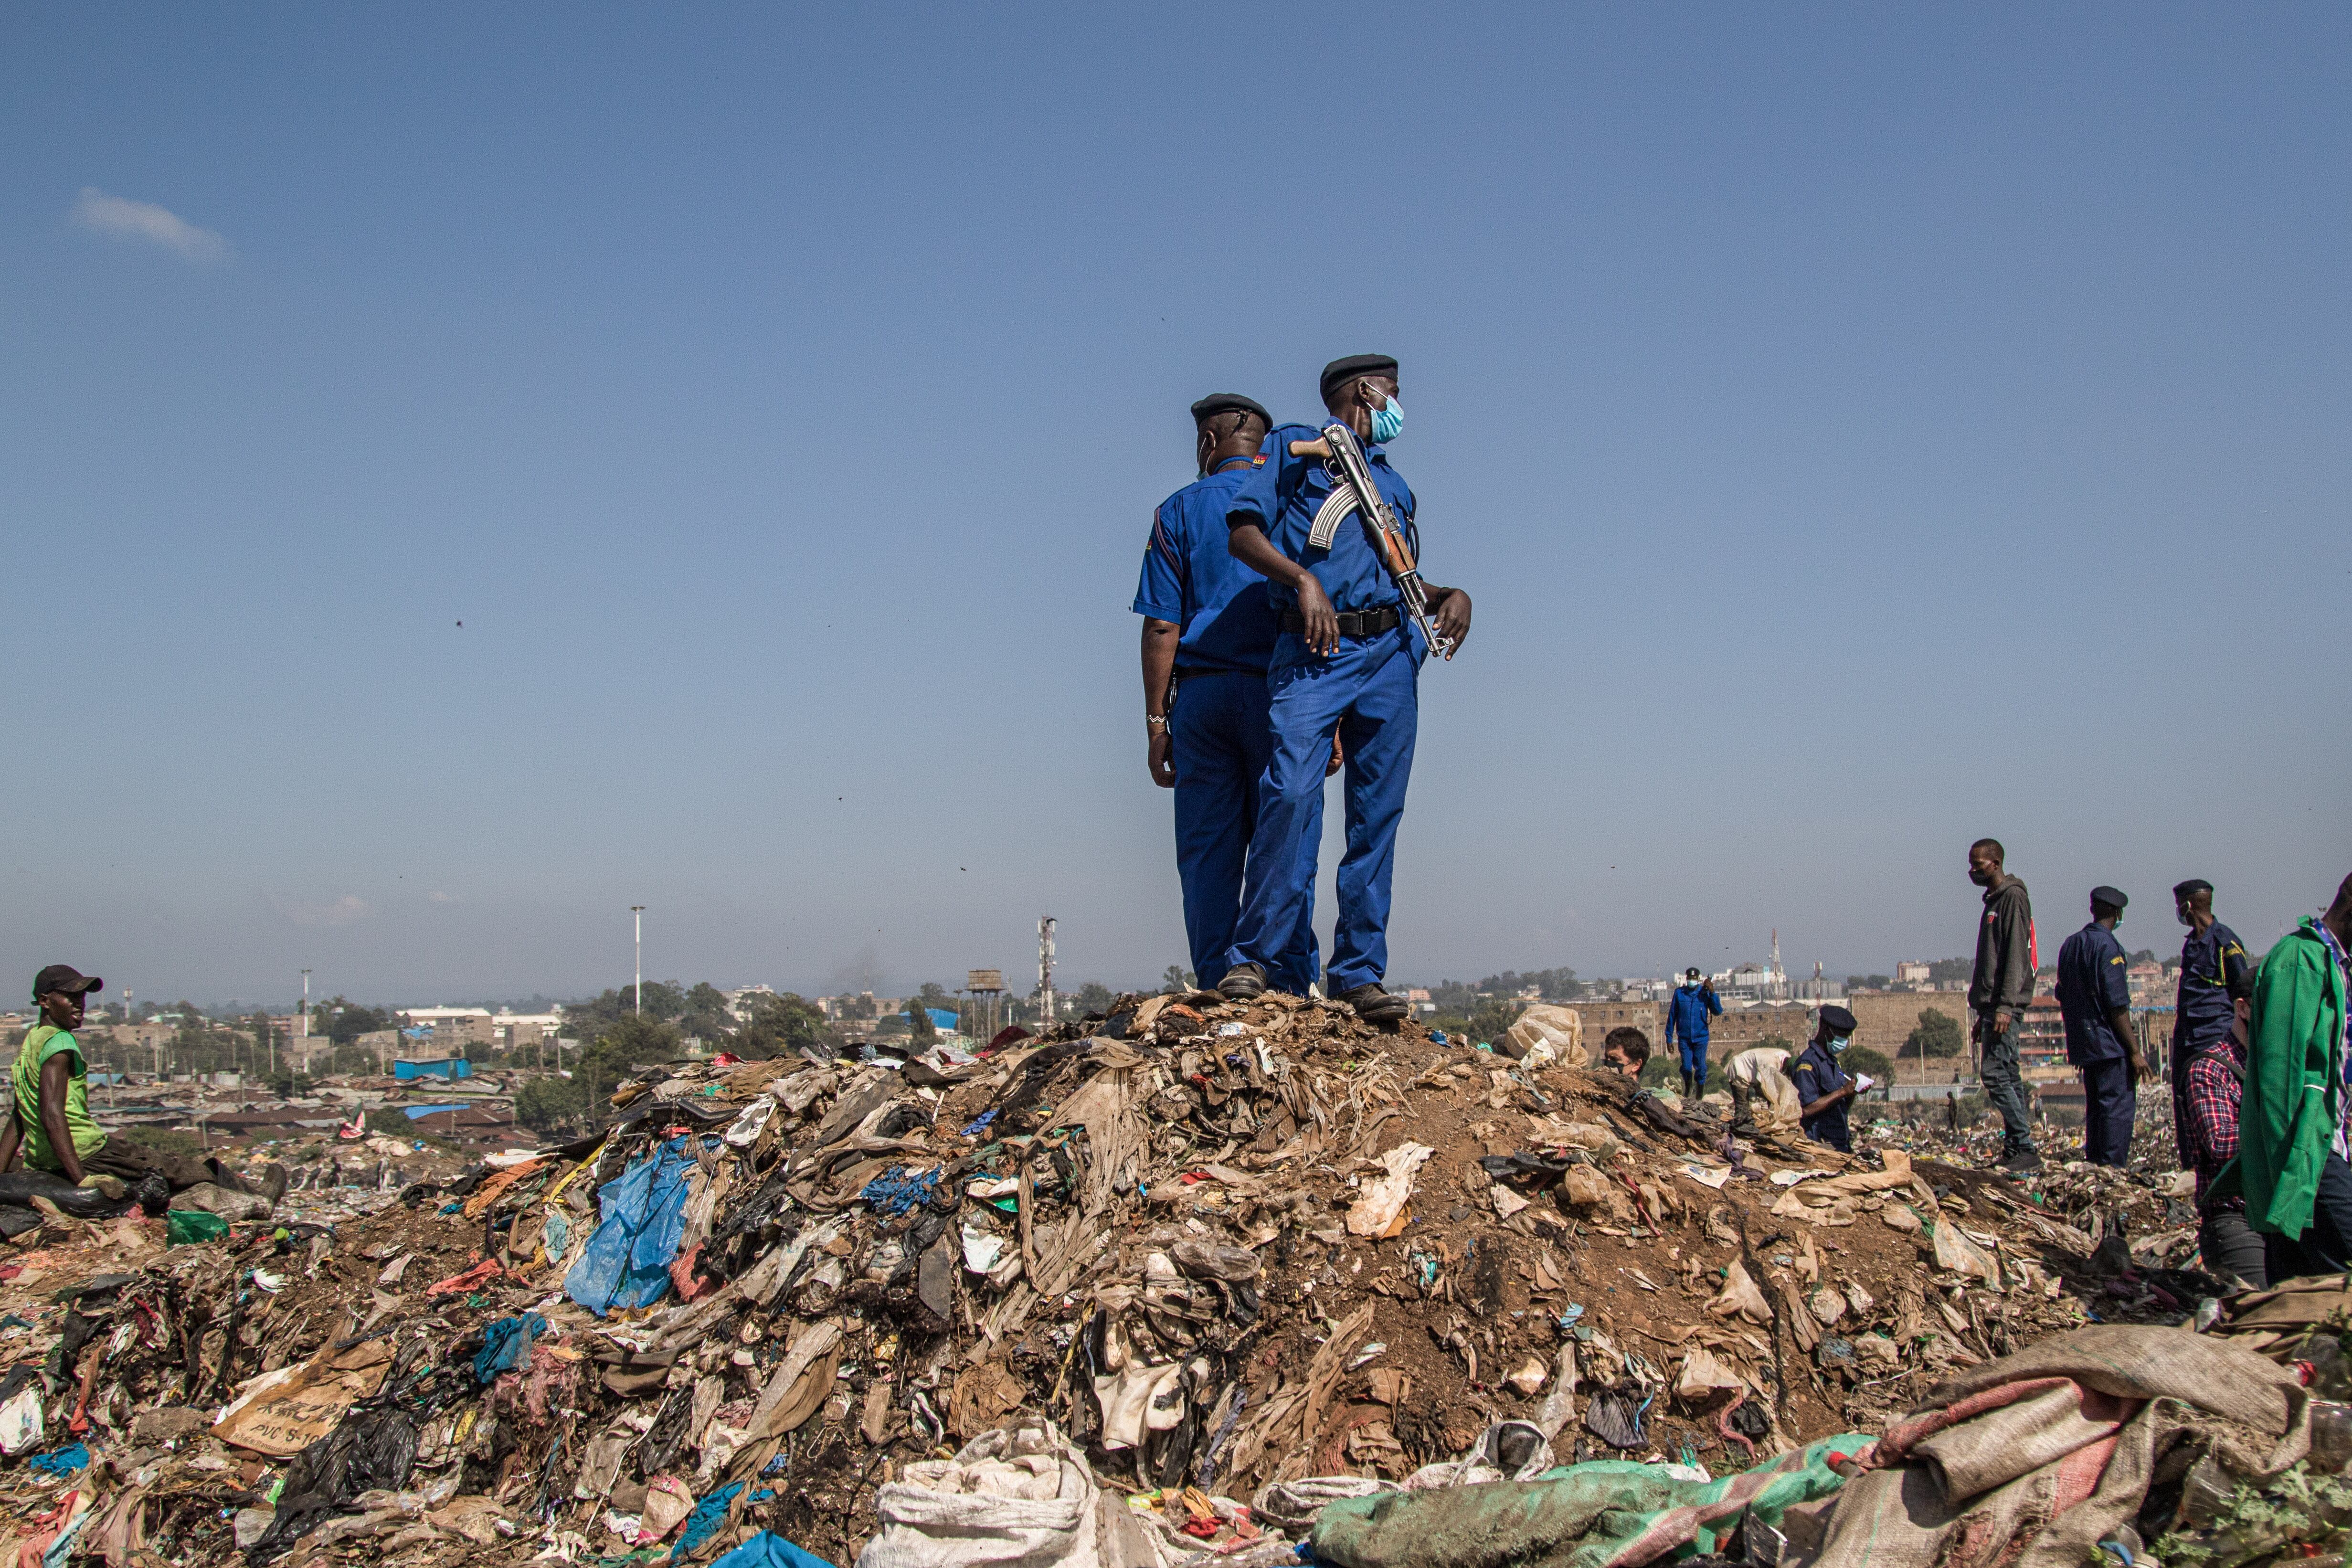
[
  {"xmin": 861, "ymin": 1165, "xmax": 942, "ymax": 1216},
  {"xmin": 724, "ymin": 1098, "xmax": 774, "ymax": 1148},
  {"xmin": 246, "ymin": 1408, "xmax": 419, "ymax": 1563},
  {"xmin": 26, "ymin": 1441, "xmax": 85, "ymax": 1475},
  {"xmin": 638, "ymin": 1474, "xmax": 695, "ymax": 1541},
  {"xmin": 859, "ymin": 1421, "xmax": 1126, "ymax": 1568},
  {"xmin": 0, "ymin": 1386, "xmax": 45, "ymax": 1456},
  {"xmin": 166, "ymin": 1209, "xmax": 231, "ymax": 1246},
  {"xmin": 473, "ymin": 1312, "xmax": 549, "ymax": 1384},
  {"xmin": 715, "ymin": 1532, "xmax": 838, "ymax": 1568},
  {"xmin": 564, "ymin": 1137, "xmax": 693, "ymax": 1316}
]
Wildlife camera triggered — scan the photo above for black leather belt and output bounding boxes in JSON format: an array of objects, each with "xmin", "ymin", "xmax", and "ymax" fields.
[{"xmin": 1281, "ymin": 604, "xmax": 1401, "ymax": 638}]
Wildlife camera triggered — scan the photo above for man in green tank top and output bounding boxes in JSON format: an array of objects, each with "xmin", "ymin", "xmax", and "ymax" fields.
[{"xmin": 4, "ymin": 964, "xmax": 280, "ymax": 1206}]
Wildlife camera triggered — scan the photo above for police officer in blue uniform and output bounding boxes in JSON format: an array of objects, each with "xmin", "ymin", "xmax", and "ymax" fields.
[
  {"xmin": 1134, "ymin": 394, "xmax": 1327, "ymax": 996},
  {"xmin": 2055, "ymin": 885, "xmax": 2143, "ymax": 1167},
  {"xmin": 1790, "ymin": 1005, "xmax": 1863, "ymax": 1153},
  {"xmin": 1212, "ymin": 355, "xmax": 1473, "ymax": 1022},
  {"xmin": 2170, "ymin": 876, "xmax": 2252, "ymax": 1093}
]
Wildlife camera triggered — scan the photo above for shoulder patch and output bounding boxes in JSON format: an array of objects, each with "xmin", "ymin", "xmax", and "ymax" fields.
[{"xmin": 2109, "ymin": 955, "xmax": 2125, "ymax": 964}]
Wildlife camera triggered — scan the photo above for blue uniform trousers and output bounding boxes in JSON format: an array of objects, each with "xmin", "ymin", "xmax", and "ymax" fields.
[
  {"xmin": 1170, "ymin": 670, "xmax": 1320, "ymax": 995},
  {"xmin": 2079, "ymin": 1058, "xmax": 2136, "ymax": 1167},
  {"xmin": 1226, "ymin": 624, "xmax": 1419, "ymax": 995}
]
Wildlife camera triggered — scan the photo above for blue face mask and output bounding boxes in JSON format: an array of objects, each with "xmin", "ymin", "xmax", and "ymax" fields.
[
  {"xmin": 1370, "ymin": 395, "xmax": 1403, "ymax": 444},
  {"xmin": 1827, "ymin": 1035, "xmax": 1851, "ymax": 1055}
]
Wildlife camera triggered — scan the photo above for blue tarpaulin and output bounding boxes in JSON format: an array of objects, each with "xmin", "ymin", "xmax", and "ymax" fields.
[
  {"xmin": 394, "ymin": 1058, "xmax": 472, "ymax": 1081},
  {"xmin": 904, "ymin": 1007, "xmax": 958, "ymax": 1030},
  {"xmin": 705, "ymin": 1533, "xmax": 832, "ymax": 1568},
  {"xmin": 565, "ymin": 1137, "xmax": 692, "ymax": 1316},
  {"xmin": 474, "ymin": 1313, "xmax": 548, "ymax": 1383},
  {"xmin": 402, "ymin": 1104, "xmax": 470, "ymax": 1119}
]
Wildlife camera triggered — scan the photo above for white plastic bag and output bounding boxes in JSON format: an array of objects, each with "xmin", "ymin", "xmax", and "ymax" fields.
[
  {"xmin": 0, "ymin": 1386, "xmax": 42, "ymax": 1455},
  {"xmin": 1501, "ymin": 1005, "xmax": 1586, "ymax": 1067}
]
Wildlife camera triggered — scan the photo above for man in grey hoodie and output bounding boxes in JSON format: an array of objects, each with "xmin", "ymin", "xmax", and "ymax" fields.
[{"xmin": 1967, "ymin": 838, "xmax": 2041, "ymax": 1172}]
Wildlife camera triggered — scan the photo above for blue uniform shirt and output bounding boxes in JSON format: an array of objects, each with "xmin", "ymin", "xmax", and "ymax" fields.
[
  {"xmin": 2055, "ymin": 921, "xmax": 2133, "ymax": 1065},
  {"xmin": 1132, "ymin": 454, "xmax": 1282, "ymax": 676},
  {"xmin": 1221, "ymin": 423, "xmax": 1418, "ymax": 615},
  {"xmin": 1790, "ymin": 1040, "xmax": 1853, "ymax": 1152},
  {"xmin": 1666, "ymin": 985, "xmax": 1723, "ymax": 1048},
  {"xmin": 2175, "ymin": 921, "xmax": 2252, "ymax": 1052}
]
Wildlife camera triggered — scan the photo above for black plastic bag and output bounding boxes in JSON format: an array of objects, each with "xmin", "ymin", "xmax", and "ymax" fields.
[{"xmin": 246, "ymin": 1407, "xmax": 419, "ymax": 1563}]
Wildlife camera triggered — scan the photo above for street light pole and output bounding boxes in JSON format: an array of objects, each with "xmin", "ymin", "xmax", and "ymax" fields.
[{"xmin": 631, "ymin": 907, "xmax": 646, "ymax": 1015}]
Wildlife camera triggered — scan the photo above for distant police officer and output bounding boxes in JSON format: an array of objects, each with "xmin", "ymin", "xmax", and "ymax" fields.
[
  {"xmin": 1790, "ymin": 1005, "xmax": 1867, "ymax": 1153},
  {"xmin": 2170, "ymin": 878, "xmax": 2252, "ymax": 1107},
  {"xmin": 1214, "ymin": 355, "xmax": 1472, "ymax": 1021},
  {"xmin": 1134, "ymin": 394, "xmax": 1327, "ymax": 997},
  {"xmin": 2055, "ymin": 886, "xmax": 2142, "ymax": 1167},
  {"xmin": 1666, "ymin": 968, "xmax": 1724, "ymax": 1102}
]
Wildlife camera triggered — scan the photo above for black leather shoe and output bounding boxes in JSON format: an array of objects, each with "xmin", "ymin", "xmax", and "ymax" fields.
[
  {"xmin": 1217, "ymin": 963, "xmax": 1268, "ymax": 1000},
  {"xmin": 1336, "ymin": 983, "xmax": 1409, "ymax": 1023}
]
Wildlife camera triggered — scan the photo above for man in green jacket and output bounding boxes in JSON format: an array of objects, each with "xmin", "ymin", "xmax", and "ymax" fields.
[{"xmin": 2224, "ymin": 873, "xmax": 2352, "ymax": 1282}]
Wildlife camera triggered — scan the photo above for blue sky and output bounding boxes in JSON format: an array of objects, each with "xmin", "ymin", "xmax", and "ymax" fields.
[{"xmin": 5, "ymin": 5, "xmax": 2347, "ymax": 1007}]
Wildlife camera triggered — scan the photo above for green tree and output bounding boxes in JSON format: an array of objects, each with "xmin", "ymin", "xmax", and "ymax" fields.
[
  {"xmin": 634, "ymin": 981, "xmax": 687, "ymax": 1020},
  {"xmin": 516, "ymin": 1074, "xmax": 588, "ymax": 1132},
  {"xmin": 312, "ymin": 997, "xmax": 393, "ymax": 1047},
  {"xmin": 1906, "ymin": 1008, "xmax": 1964, "ymax": 1059},
  {"xmin": 562, "ymin": 983, "xmax": 688, "ymax": 1043},
  {"xmin": 1070, "ymin": 983, "xmax": 1115, "ymax": 1017},
  {"xmin": 1466, "ymin": 996, "xmax": 1525, "ymax": 1045},
  {"xmin": 907, "ymin": 1001, "xmax": 938, "ymax": 1044},
  {"xmin": 1846, "ymin": 975, "xmax": 1892, "ymax": 992},
  {"xmin": 1925, "ymin": 957, "xmax": 1973, "ymax": 985},
  {"xmin": 680, "ymin": 983, "xmax": 736, "ymax": 1041},
  {"xmin": 739, "ymin": 993, "xmax": 829, "ymax": 1059},
  {"xmin": 1160, "ymin": 966, "xmax": 1195, "ymax": 995}
]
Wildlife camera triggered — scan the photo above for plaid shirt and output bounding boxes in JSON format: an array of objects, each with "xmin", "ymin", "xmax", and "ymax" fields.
[
  {"xmin": 2181, "ymin": 1037, "xmax": 2246, "ymax": 1211},
  {"xmin": 2314, "ymin": 919, "xmax": 2352, "ymax": 1162}
]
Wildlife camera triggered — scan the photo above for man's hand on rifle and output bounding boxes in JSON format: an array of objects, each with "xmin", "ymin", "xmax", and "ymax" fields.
[{"xmin": 1427, "ymin": 586, "xmax": 1473, "ymax": 653}]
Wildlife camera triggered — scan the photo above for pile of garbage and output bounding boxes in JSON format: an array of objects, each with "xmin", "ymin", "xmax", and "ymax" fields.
[{"xmin": 0, "ymin": 989, "xmax": 2308, "ymax": 1566}]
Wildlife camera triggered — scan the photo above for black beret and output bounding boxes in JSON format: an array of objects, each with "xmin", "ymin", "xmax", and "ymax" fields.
[
  {"xmin": 1189, "ymin": 393, "xmax": 1271, "ymax": 428},
  {"xmin": 2173, "ymin": 879, "xmax": 2214, "ymax": 901},
  {"xmin": 1320, "ymin": 354, "xmax": 1398, "ymax": 400},
  {"xmin": 1818, "ymin": 1005, "xmax": 1857, "ymax": 1035},
  {"xmin": 2091, "ymin": 886, "xmax": 2129, "ymax": 911}
]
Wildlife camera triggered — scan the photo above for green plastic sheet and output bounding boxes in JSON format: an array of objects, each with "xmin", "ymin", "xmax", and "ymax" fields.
[{"xmin": 1312, "ymin": 1432, "xmax": 1875, "ymax": 1568}]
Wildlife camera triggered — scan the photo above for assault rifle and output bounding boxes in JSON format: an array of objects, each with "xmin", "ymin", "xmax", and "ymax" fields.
[{"xmin": 1289, "ymin": 422, "xmax": 1455, "ymax": 661}]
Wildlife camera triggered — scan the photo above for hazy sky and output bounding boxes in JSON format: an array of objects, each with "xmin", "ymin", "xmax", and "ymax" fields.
[{"xmin": 6, "ymin": 6, "xmax": 2348, "ymax": 1008}]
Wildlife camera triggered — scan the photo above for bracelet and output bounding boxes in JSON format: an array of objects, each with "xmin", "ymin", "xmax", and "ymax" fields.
[{"xmin": 1145, "ymin": 714, "xmax": 1168, "ymax": 734}]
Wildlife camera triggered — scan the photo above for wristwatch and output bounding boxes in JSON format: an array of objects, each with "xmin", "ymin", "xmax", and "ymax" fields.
[{"xmin": 1145, "ymin": 714, "xmax": 1169, "ymax": 734}]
